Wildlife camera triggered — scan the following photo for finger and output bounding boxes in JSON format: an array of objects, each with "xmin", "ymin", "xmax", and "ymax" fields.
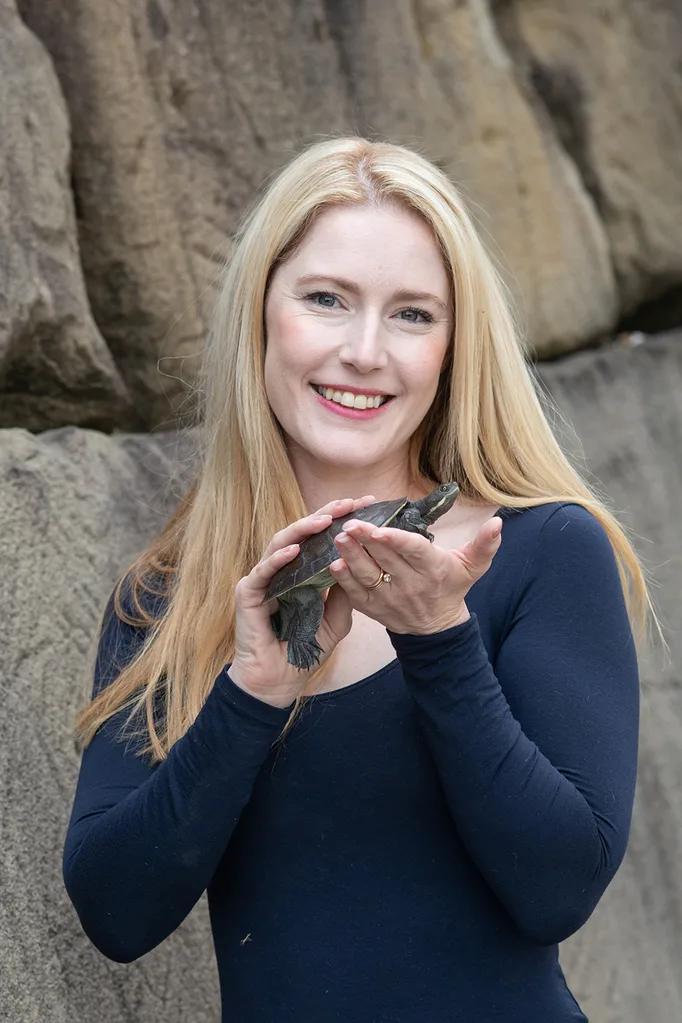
[
  {"xmin": 320, "ymin": 582, "xmax": 353, "ymax": 644},
  {"xmin": 351, "ymin": 494, "xmax": 377, "ymax": 509},
  {"xmin": 347, "ymin": 515, "xmax": 503, "ymax": 572},
  {"xmin": 339, "ymin": 524, "xmax": 413, "ymax": 576},
  {"xmin": 328, "ymin": 547, "xmax": 387, "ymax": 600},
  {"xmin": 332, "ymin": 532, "xmax": 388, "ymax": 587},
  {"xmin": 328, "ymin": 555, "xmax": 387, "ymax": 607},
  {"xmin": 262, "ymin": 497, "xmax": 377, "ymax": 560},
  {"xmin": 261, "ymin": 511, "xmax": 334, "ymax": 559},
  {"xmin": 237, "ymin": 543, "xmax": 300, "ymax": 606},
  {"xmin": 458, "ymin": 517, "xmax": 503, "ymax": 563},
  {"xmin": 322, "ymin": 494, "xmax": 376, "ymax": 522},
  {"xmin": 318, "ymin": 495, "xmax": 375, "ymax": 516},
  {"xmin": 343, "ymin": 522, "xmax": 434, "ymax": 572},
  {"xmin": 456, "ymin": 519, "xmax": 505, "ymax": 576}
]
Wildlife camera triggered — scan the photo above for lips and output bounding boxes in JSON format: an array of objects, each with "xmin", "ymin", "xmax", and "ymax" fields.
[
  {"xmin": 311, "ymin": 384, "xmax": 394, "ymax": 410},
  {"xmin": 310, "ymin": 383, "xmax": 395, "ymax": 419},
  {"xmin": 312, "ymin": 382, "xmax": 394, "ymax": 397}
]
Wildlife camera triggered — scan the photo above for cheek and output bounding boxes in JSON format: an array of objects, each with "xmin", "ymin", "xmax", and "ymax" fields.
[
  {"xmin": 263, "ymin": 307, "xmax": 318, "ymax": 427},
  {"xmin": 400, "ymin": 346, "xmax": 449, "ymax": 398},
  {"xmin": 265, "ymin": 306, "xmax": 314, "ymax": 378}
]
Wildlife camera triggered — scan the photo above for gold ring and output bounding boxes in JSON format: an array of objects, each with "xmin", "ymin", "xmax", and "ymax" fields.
[{"xmin": 367, "ymin": 571, "xmax": 391, "ymax": 590}]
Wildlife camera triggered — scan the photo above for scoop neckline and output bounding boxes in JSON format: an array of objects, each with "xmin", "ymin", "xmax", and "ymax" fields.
[{"xmin": 302, "ymin": 655, "xmax": 400, "ymax": 701}]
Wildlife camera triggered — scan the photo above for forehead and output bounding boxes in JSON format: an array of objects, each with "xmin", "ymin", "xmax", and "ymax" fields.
[{"xmin": 281, "ymin": 204, "xmax": 450, "ymax": 292}]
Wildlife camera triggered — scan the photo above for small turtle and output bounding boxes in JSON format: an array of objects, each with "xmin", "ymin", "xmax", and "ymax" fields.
[{"xmin": 262, "ymin": 483, "xmax": 460, "ymax": 670}]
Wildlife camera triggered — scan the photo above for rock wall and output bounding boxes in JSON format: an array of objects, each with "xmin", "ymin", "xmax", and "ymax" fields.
[
  {"xmin": 0, "ymin": 0, "xmax": 679, "ymax": 430},
  {"xmin": 0, "ymin": 427, "xmax": 218, "ymax": 1023},
  {"xmin": 2, "ymin": 0, "xmax": 681, "ymax": 1019},
  {"xmin": 537, "ymin": 331, "xmax": 682, "ymax": 1022},
  {"xmin": 498, "ymin": 0, "xmax": 682, "ymax": 317},
  {"xmin": 0, "ymin": 0, "xmax": 133, "ymax": 434},
  {"xmin": 1, "ymin": 331, "xmax": 680, "ymax": 1022}
]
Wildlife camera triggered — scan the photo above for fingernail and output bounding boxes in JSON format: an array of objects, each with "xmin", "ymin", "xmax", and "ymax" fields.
[
  {"xmin": 336, "ymin": 533, "xmax": 349, "ymax": 544},
  {"xmin": 491, "ymin": 523, "xmax": 502, "ymax": 538}
]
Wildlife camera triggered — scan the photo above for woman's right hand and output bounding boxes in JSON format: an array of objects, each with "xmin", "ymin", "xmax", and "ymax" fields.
[{"xmin": 228, "ymin": 496, "xmax": 376, "ymax": 708}]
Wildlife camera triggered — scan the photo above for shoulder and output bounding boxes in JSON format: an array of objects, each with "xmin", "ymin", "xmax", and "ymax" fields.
[
  {"xmin": 534, "ymin": 501, "xmax": 612, "ymax": 556},
  {"xmin": 94, "ymin": 571, "xmax": 170, "ymax": 691},
  {"xmin": 500, "ymin": 500, "xmax": 610, "ymax": 551},
  {"xmin": 500, "ymin": 501, "xmax": 625, "ymax": 618},
  {"xmin": 102, "ymin": 570, "xmax": 171, "ymax": 630},
  {"xmin": 497, "ymin": 501, "xmax": 621, "ymax": 602}
]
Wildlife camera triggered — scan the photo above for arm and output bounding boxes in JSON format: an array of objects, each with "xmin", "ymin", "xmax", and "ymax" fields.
[
  {"xmin": 63, "ymin": 583, "xmax": 292, "ymax": 963},
  {"xmin": 387, "ymin": 504, "xmax": 640, "ymax": 945}
]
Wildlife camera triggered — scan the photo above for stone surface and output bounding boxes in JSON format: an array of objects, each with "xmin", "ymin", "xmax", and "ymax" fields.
[
  {"xmin": 346, "ymin": 0, "xmax": 617, "ymax": 354},
  {"xmin": 0, "ymin": 0, "xmax": 133, "ymax": 433},
  {"xmin": 0, "ymin": 426, "xmax": 217, "ymax": 1023},
  {"xmin": 1, "ymin": 331, "xmax": 681, "ymax": 1020},
  {"xmin": 538, "ymin": 331, "xmax": 682, "ymax": 1022},
  {"xmin": 498, "ymin": 0, "xmax": 682, "ymax": 320},
  {"xmin": 16, "ymin": 0, "xmax": 626, "ymax": 432}
]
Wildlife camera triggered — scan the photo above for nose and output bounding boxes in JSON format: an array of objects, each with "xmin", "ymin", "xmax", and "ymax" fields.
[{"xmin": 337, "ymin": 310, "xmax": 389, "ymax": 373}]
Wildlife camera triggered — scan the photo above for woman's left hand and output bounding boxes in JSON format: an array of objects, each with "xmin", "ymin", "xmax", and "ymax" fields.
[{"xmin": 328, "ymin": 515, "xmax": 503, "ymax": 634}]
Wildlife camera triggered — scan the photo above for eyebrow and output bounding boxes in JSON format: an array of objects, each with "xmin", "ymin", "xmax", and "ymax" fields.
[{"xmin": 295, "ymin": 273, "xmax": 449, "ymax": 313}]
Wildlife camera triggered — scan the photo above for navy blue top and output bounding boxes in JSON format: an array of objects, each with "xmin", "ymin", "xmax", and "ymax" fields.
[{"xmin": 63, "ymin": 502, "xmax": 640, "ymax": 1022}]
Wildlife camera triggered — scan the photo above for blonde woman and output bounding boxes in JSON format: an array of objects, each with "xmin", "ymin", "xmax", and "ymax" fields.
[{"xmin": 64, "ymin": 137, "xmax": 652, "ymax": 1022}]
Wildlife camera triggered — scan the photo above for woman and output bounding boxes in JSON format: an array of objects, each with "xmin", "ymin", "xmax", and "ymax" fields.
[{"xmin": 64, "ymin": 137, "xmax": 655, "ymax": 1021}]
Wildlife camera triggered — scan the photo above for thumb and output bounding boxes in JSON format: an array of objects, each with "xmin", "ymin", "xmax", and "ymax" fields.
[
  {"xmin": 459, "ymin": 516, "xmax": 503, "ymax": 565},
  {"xmin": 321, "ymin": 582, "xmax": 354, "ymax": 643}
]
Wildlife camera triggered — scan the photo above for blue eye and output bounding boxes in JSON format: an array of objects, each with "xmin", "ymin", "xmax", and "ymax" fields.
[
  {"xmin": 398, "ymin": 307, "xmax": 434, "ymax": 325},
  {"xmin": 303, "ymin": 291, "xmax": 434, "ymax": 324},
  {"xmin": 304, "ymin": 291, "xmax": 339, "ymax": 308}
]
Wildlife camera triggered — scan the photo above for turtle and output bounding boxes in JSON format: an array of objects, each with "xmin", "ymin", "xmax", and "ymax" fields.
[{"xmin": 262, "ymin": 482, "xmax": 460, "ymax": 670}]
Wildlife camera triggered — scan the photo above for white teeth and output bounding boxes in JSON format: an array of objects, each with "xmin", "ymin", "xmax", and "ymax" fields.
[{"xmin": 316, "ymin": 385, "xmax": 388, "ymax": 410}]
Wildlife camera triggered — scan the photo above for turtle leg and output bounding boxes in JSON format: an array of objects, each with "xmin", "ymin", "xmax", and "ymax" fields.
[
  {"xmin": 270, "ymin": 587, "xmax": 326, "ymax": 670},
  {"xmin": 397, "ymin": 507, "xmax": 435, "ymax": 541}
]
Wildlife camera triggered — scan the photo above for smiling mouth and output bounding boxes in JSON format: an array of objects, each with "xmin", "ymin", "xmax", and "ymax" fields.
[{"xmin": 311, "ymin": 383, "xmax": 394, "ymax": 410}]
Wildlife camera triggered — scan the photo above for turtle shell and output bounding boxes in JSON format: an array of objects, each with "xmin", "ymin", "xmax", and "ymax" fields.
[{"xmin": 263, "ymin": 497, "xmax": 408, "ymax": 602}]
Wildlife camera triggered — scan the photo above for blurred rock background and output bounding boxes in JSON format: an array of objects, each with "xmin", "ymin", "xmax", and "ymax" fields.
[{"xmin": 1, "ymin": 0, "xmax": 680, "ymax": 1020}]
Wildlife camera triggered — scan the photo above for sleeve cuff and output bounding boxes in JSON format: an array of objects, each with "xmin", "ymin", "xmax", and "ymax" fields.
[
  {"xmin": 213, "ymin": 665, "xmax": 297, "ymax": 726},
  {"xmin": 387, "ymin": 613, "xmax": 486, "ymax": 686}
]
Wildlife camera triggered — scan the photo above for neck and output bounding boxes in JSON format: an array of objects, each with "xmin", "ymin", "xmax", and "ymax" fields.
[{"xmin": 287, "ymin": 444, "xmax": 435, "ymax": 512}]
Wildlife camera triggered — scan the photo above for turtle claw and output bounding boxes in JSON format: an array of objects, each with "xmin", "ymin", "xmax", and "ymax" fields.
[
  {"xmin": 269, "ymin": 587, "xmax": 326, "ymax": 671},
  {"xmin": 287, "ymin": 635, "xmax": 324, "ymax": 671}
]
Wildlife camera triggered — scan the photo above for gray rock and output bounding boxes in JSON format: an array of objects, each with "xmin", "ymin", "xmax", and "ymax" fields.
[
  {"xmin": 499, "ymin": 0, "xmax": 682, "ymax": 318},
  {"xmin": 538, "ymin": 330, "xmax": 682, "ymax": 1022},
  {"xmin": 18, "ymin": 0, "xmax": 619, "ymax": 420},
  {"xmin": 0, "ymin": 0, "xmax": 133, "ymax": 433},
  {"xmin": 0, "ymin": 426, "xmax": 218, "ymax": 1023}
]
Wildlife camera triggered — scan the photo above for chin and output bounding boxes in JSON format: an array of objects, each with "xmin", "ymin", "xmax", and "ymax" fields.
[
  {"xmin": 317, "ymin": 448, "xmax": 378, "ymax": 468},
  {"xmin": 304, "ymin": 442, "xmax": 382, "ymax": 468}
]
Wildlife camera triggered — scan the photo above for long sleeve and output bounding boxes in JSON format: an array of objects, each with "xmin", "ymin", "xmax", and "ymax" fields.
[
  {"xmin": 387, "ymin": 503, "xmax": 640, "ymax": 946},
  {"xmin": 62, "ymin": 584, "xmax": 293, "ymax": 963}
]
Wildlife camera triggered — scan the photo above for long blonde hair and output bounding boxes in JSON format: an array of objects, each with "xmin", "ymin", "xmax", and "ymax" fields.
[{"xmin": 75, "ymin": 135, "xmax": 663, "ymax": 761}]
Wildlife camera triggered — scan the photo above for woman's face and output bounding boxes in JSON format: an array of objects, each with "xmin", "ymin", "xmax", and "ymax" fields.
[{"xmin": 263, "ymin": 203, "xmax": 453, "ymax": 477}]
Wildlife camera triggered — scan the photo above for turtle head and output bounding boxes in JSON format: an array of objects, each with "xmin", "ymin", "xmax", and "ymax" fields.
[{"xmin": 417, "ymin": 482, "xmax": 460, "ymax": 524}]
